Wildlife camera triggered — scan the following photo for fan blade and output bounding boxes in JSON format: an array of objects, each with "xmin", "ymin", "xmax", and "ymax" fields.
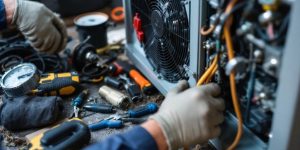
[{"xmin": 145, "ymin": 37, "xmax": 160, "ymax": 70}]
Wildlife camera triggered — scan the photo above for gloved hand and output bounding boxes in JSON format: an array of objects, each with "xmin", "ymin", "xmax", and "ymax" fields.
[
  {"xmin": 150, "ymin": 81, "xmax": 225, "ymax": 149},
  {"xmin": 12, "ymin": 0, "xmax": 67, "ymax": 53}
]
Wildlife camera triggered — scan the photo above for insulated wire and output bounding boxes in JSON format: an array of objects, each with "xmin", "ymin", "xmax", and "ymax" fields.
[
  {"xmin": 196, "ymin": 0, "xmax": 242, "ymax": 149},
  {"xmin": 224, "ymin": 0, "xmax": 243, "ymax": 149},
  {"xmin": 197, "ymin": 56, "xmax": 218, "ymax": 86},
  {"xmin": 205, "ymin": 63, "xmax": 218, "ymax": 84}
]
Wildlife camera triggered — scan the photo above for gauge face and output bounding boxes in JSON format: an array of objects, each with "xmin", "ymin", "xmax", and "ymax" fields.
[{"xmin": 1, "ymin": 64, "xmax": 37, "ymax": 88}]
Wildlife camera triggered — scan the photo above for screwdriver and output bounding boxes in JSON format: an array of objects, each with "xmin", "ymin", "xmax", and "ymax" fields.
[
  {"xmin": 88, "ymin": 119, "xmax": 123, "ymax": 131},
  {"xmin": 83, "ymin": 103, "xmax": 116, "ymax": 114},
  {"xmin": 122, "ymin": 102, "xmax": 158, "ymax": 118}
]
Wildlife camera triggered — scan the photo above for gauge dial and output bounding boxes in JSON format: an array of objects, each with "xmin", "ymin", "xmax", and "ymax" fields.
[{"xmin": 0, "ymin": 63, "xmax": 39, "ymax": 97}]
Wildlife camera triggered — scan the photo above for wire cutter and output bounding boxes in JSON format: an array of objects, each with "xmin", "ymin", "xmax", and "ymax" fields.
[{"xmin": 88, "ymin": 102, "xmax": 158, "ymax": 131}]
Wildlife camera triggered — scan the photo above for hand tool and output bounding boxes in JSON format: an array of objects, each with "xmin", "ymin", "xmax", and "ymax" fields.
[
  {"xmin": 109, "ymin": 60, "xmax": 155, "ymax": 95},
  {"xmin": 72, "ymin": 89, "xmax": 88, "ymax": 118},
  {"xmin": 88, "ymin": 118, "xmax": 123, "ymax": 131},
  {"xmin": 98, "ymin": 85, "xmax": 130, "ymax": 109},
  {"xmin": 88, "ymin": 103, "xmax": 158, "ymax": 131},
  {"xmin": 31, "ymin": 72, "xmax": 80, "ymax": 96},
  {"xmin": 119, "ymin": 74, "xmax": 142, "ymax": 102},
  {"xmin": 83, "ymin": 103, "xmax": 116, "ymax": 114},
  {"xmin": 29, "ymin": 119, "xmax": 91, "ymax": 150},
  {"xmin": 120, "ymin": 102, "xmax": 159, "ymax": 118},
  {"xmin": 104, "ymin": 76, "xmax": 123, "ymax": 89},
  {"xmin": 0, "ymin": 63, "xmax": 40, "ymax": 97}
]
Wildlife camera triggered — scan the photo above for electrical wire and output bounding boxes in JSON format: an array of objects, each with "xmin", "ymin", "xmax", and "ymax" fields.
[
  {"xmin": 197, "ymin": 56, "xmax": 218, "ymax": 86},
  {"xmin": 224, "ymin": 0, "xmax": 243, "ymax": 149},
  {"xmin": 0, "ymin": 41, "xmax": 67, "ymax": 74}
]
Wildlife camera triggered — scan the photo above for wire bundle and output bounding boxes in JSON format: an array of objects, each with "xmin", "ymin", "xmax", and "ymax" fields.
[
  {"xmin": 197, "ymin": 0, "xmax": 243, "ymax": 149},
  {"xmin": 0, "ymin": 40, "xmax": 67, "ymax": 74}
]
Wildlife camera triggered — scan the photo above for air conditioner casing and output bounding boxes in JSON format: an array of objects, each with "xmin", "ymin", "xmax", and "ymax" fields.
[{"xmin": 124, "ymin": 0, "xmax": 300, "ymax": 149}]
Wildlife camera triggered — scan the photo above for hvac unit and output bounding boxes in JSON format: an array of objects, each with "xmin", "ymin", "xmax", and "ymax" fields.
[{"xmin": 124, "ymin": 0, "xmax": 300, "ymax": 149}]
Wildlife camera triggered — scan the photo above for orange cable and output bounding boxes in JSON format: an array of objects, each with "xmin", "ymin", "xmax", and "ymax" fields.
[
  {"xmin": 197, "ymin": 56, "xmax": 218, "ymax": 86},
  {"xmin": 224, "ymin": 15, "xmax": 243, "ymax": 150},
  {"xmin": 205, "ymin": 64, "xmax": 218, "ymax": 84}
]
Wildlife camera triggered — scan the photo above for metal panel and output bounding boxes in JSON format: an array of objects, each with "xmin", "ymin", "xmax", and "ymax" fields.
[
  {"xmin": 123, "ymin": 0, "xmax": 202, "ymax": 94},
  {"xmin": 268, "ymin": 1, "xmax": 300, "ymax": 149},
  {"xmin": 124, "ymin": 0, "xmax": 300, "ymax": 149}
]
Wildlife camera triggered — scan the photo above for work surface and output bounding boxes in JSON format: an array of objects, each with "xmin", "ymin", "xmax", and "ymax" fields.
[{"xmin": 0, "ymin": 24, "xmax": 164, "ymax": 150}]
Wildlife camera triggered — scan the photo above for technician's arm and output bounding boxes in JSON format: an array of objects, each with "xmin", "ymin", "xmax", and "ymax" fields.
[
  {"xmin": 2, "ymin": 0, "xmax": 67, "ymax": 53},
  {"xmin": 85, "ymin": 81, "xmax": 225, "ymax": 150}
]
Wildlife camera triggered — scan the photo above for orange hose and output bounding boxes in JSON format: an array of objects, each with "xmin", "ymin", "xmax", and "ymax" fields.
[
  {"xmin": 197, "ymin": 56, "xmax": 218, "ymax": 86},
  {"xmin": 200, "ymin": 25, "xmax": 216, "ymax": 36},
  {"xmin": 224, "ymin": 15, "xmax": 243, "ymax": 150}
]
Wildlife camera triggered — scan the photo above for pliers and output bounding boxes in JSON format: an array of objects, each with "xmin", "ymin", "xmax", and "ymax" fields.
[{"xmin": 88, "ymin": 102, "xmax": 158, "ymax": 131}]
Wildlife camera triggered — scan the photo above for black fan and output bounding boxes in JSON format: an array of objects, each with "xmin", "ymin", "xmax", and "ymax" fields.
[{"xmin": 132, "ymin": 0, "xmax": 190, "ymax": 83}]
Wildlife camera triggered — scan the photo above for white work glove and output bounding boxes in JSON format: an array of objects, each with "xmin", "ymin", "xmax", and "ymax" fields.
[
  {"xmin": 12, "ymin": 0, "xmax": 67, "ymax": 53},
  {"xmin": 150, "ymin": 81, "xmax": 225, "ymax": 149}
]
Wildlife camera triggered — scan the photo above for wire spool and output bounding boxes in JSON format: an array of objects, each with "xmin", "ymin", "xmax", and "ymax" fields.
[{"xmin": 74, "ymin": 12, "xmax": 109, "ymax": 48}]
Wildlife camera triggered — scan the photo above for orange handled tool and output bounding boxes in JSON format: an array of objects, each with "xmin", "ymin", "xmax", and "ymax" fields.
[
  {"xmin": 109, "ymin": 61, "xmax": 155, "ymax": 95},
  {"xmin": 129, "ymin": 70, "xmax": 153, "ymax": 94}
]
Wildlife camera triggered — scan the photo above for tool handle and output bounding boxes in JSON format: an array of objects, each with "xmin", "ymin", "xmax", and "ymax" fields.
[
  {"xmin": 35, "ymin": 73, "xmax": 80, "ymax": 96},
  {"xmin": 72, "ymin": 90, "xmax": 88, "ymax": 107},
  {"xmin": 40, "ymin": 120, "xmax": 90, "ymax": 150},
  {"xmin": 129, "ymin": 70, "xmax": 153, "ymax": 94},
  {"xmin": 88, "ymin": 120, "xmax": 123, "ymax": 131},
  {"xmin": 83, "ymin": 104, "xmax": 115, "ymax": 113},
  {"xmin": 127, "ymin": 102, "xmax": 158, "ymax": 118}
]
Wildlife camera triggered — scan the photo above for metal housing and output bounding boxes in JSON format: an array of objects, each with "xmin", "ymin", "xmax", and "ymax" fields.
[{"xmin": 124, "ymin": 0, "xmax": 300, "ymax": 149}]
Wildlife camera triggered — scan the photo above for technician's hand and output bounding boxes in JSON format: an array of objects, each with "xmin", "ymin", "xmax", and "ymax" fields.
[
  {"xmin": 12, "ymin": 0, "xmax": 67, "ymax": 53},
  {"xmin": 150, "ymin": 81, "xmax": 225, "ymax": 149}
]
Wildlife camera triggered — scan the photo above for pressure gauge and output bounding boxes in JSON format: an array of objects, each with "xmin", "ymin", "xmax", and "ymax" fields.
[{"xmin": 0, "ymin": 63, "xmax": 40, "ymax": 97}]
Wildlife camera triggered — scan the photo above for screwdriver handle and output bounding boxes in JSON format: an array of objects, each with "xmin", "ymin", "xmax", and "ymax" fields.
[
  {"xmin": 88, "ymin": 120, "xmax": 123, "ymax": 131},
  {"xmin": 127, "ymin": 102, "xmax": 158, "ymax": 118},
  {"xmin": 72, "ymin": 90, "xmax": 88, "ymax": 107},
  {"xmin": 83, "ymin": 104, "xmax": 116, "ymax": 113}
]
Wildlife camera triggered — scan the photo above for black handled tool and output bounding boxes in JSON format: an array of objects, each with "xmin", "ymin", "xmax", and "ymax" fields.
[{"xmin": 29, "ymin": 120, "xmax": 91, "ymax": 150}]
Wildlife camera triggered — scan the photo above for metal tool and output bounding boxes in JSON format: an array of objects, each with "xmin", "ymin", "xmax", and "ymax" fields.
[
  {"xmin": 31, "ymin": 72, "xmax": 80, "ymax": 96},
  {"xmin": 98, "ymin": 85, "xmax": 130, "ymax": 109},
  {"xmin": 83, "ymin": 103, "xmax": 116, "ymax": 114},
  {"xmin": 104, "ymin": 76, "xmax": 123, "ymax": 89},
  {"xmin": 29, "ymin": 119, "xmax": 91, "ymax": 150},
  {"xmin": 0, "ymin": 63, "xmax": 39, "ymax": 97},
  {"xmin": 119, "ymin": 74, "xmax": 142, "ymax": 102},
  {"xmin": 72, "ymin": 90, "xmax": 88, "ymax": 118},
  {"xmin": 88, "ymin": 102, "xmax": 158, "ymax": 131}
]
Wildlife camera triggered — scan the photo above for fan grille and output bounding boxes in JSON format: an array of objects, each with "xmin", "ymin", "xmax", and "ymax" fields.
[{"xmin": 132, "ymin": 0, "xmax": 190, "ymax": 83}]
